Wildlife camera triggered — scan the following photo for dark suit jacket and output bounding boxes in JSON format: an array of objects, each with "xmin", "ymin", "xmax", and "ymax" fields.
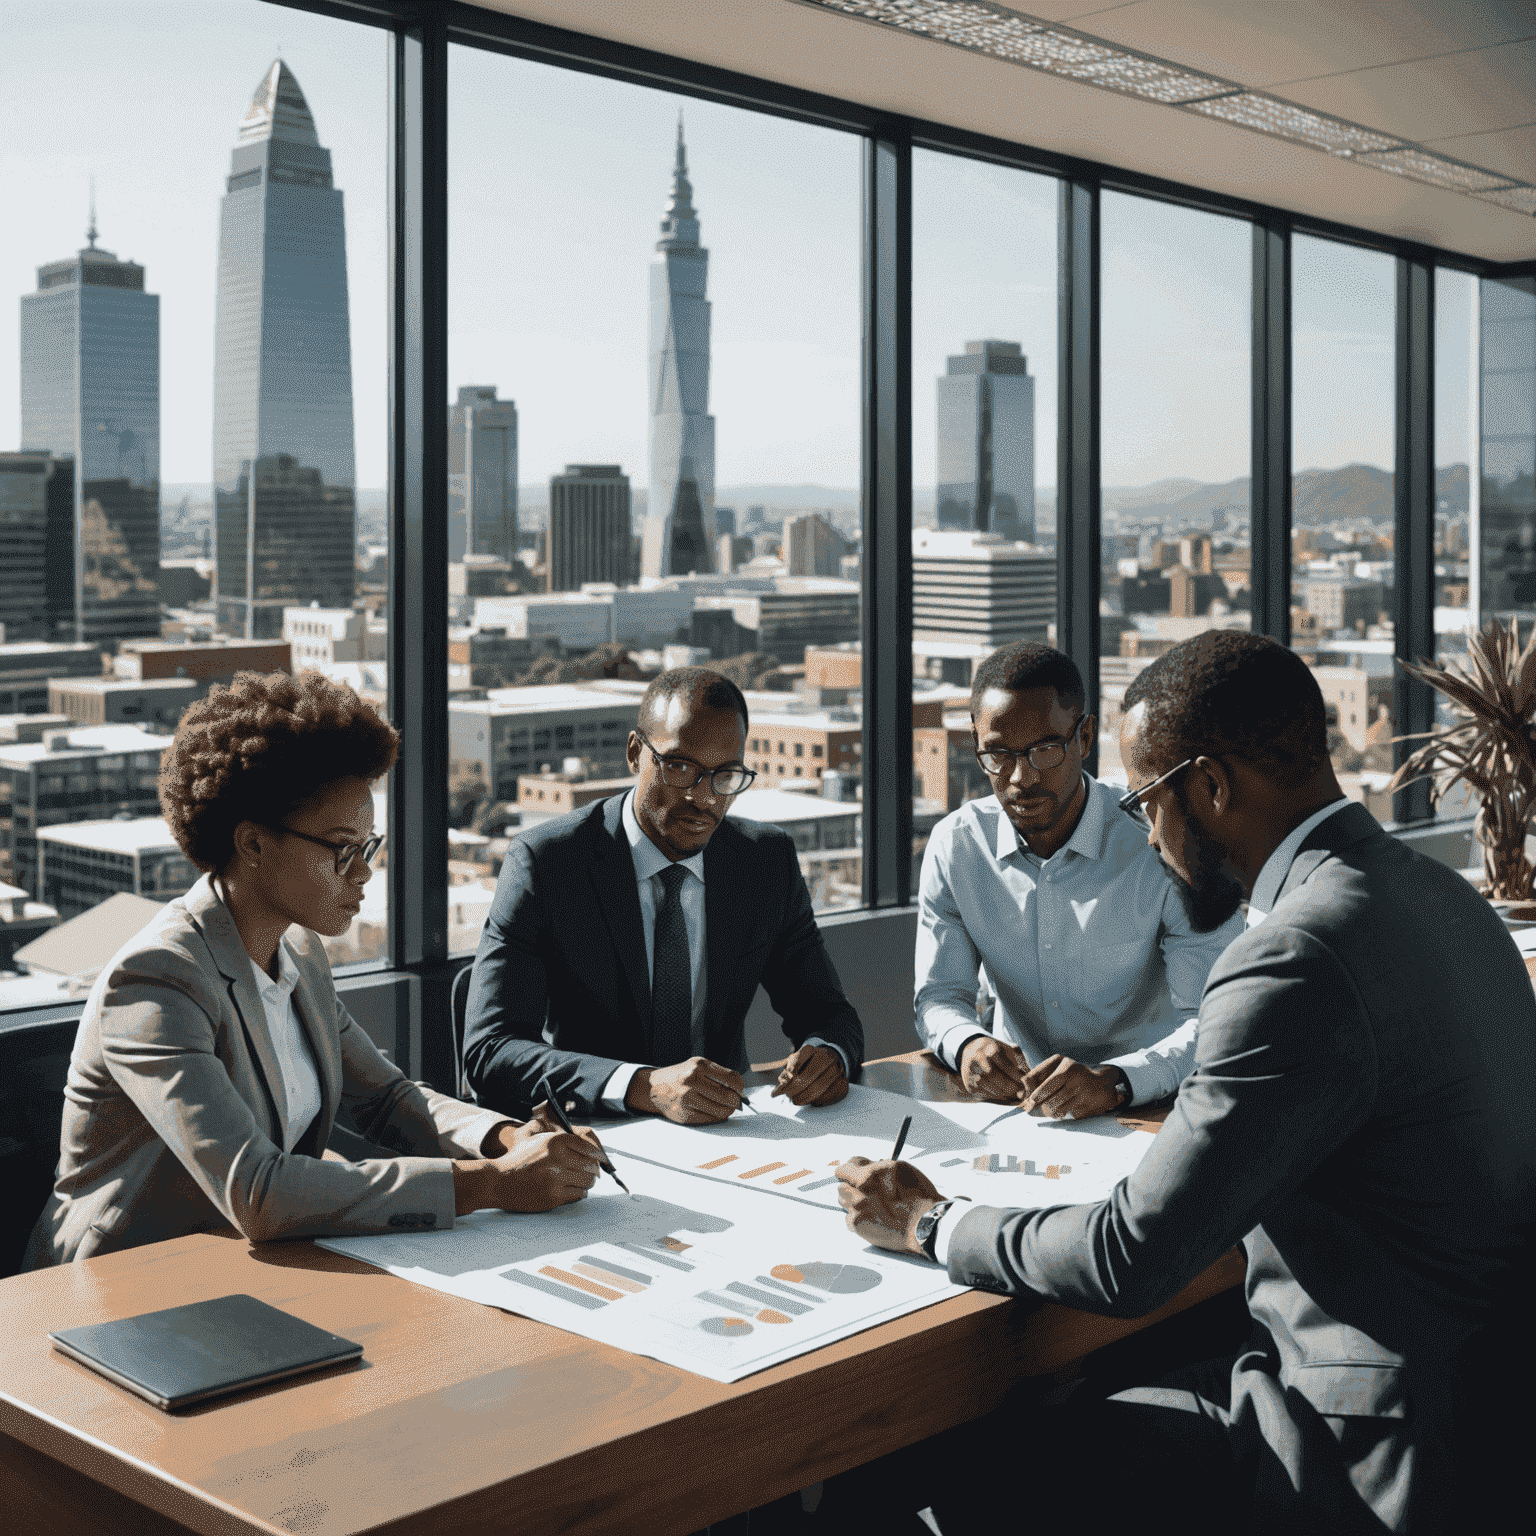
[
  {"xmin": 463, "ymin": 794, "xmax": 865, "ymax": 1117},
  {"xmin": 944, "ymin": 805, "xmax": 1536, "ymax": 1528}
]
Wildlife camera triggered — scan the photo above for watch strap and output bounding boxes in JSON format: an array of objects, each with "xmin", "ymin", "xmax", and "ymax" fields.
[{"xmin": 915, "ymin": 1200, "xmax": 956, "ymax": 1261}]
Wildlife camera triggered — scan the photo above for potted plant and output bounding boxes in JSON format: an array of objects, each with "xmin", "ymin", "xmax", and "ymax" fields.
[{"xmin": 1391, "ymin": 618, "xmax": 1536, "ymax": 905}]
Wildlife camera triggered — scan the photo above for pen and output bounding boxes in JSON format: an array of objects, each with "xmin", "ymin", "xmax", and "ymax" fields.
[
  {"xmin": 535, "ymin": 1075, "xmax": 631, "ymax": 1195},
  {"xmin": 890, "ymin": 1114, "xmax": 912, "ymax": 1161}
]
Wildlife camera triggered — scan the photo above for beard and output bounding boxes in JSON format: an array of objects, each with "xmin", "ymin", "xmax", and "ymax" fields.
[{"xmin": 1165, "ymin": 810, "xmax": 1245, "ymax": 933}]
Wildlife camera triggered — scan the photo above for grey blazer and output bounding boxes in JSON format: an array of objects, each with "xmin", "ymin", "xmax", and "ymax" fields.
[
  {"xmin": 25, "ymin": 875, "xmax": 497, "ymax": 1268},
  {"xmin": 945, "ymin": 804, "xmax": 1536, "ymax": 1527}
]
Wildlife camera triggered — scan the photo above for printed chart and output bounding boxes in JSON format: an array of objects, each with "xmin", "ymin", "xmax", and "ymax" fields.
[{"xmin": 316, "ymin": 1158, "xmax": 966, "ymax": 1383}]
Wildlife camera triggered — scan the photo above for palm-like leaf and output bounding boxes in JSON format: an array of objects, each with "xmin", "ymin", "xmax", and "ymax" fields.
[{"xmin": 1390, "ymin": 619, "xmax": 1536, "ymax": 899}]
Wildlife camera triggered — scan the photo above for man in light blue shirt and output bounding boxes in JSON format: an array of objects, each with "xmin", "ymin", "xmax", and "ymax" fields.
[{"xmin": 915, "ymin": 642, "xmax": 1242, "ymax": 1117}]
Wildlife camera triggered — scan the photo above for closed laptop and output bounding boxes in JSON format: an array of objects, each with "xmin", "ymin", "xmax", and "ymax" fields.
[{"xmin": 49, "ymin": 1293, "xmax": 363, "ymax": 1411}]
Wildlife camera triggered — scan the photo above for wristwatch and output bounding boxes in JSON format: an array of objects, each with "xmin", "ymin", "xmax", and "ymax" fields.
[
  {"xmin": 913, "ymin": 1199, "xmax": 957, "ymax": 1261},
  {"xmin": 1109, "ymin": 1068, "xmax": 1133, "ymax": 1109}
]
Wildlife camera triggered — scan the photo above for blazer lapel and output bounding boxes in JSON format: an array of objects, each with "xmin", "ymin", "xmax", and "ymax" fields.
[
  {"xmin": 589, "ymin": 796, "xmax": 653, "ymax": 1052},
  {"xmin": 1276, "ymin": 802, "xmax": 1382, "ymax": 905},
  {"xmin": 184, "ymin": 875, "xmax": 288, "ymax": 1148},
  {"xmin": 287, "ymin": 936, "xmax": 341, "ymax": 1150},
  {"xmin": 702, "ymin": 825, "xmax": 746, "ymax": 1032}
]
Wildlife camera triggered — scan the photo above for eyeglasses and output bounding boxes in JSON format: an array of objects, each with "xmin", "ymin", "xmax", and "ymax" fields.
[
  {"xmin": 278, "ymin": 825, "xmax": 386, "ymax": 875},
  {"xmin": 1117, "ymin": 758, "xmax": 1196, "ymax": 820},
  {"xmin": 634, "ymin": 731, "xmax": 757, "ymax": 797},
  {"xmin": 975, "ymin": 715, "xmax": 1087, "ymax": 777}
]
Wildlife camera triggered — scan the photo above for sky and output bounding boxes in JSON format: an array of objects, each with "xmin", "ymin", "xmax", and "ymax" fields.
[{"xmin": 1, "ymin": 0, "xmax": 1473, "ymax": 494}]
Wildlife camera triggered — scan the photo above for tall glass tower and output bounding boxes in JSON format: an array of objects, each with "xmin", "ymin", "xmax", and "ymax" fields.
[
  {"xmin": 936, "ymin": 339, "xmax": 1036, "ymax": 544},
  {"xmin": 213, "ymin": 60, "xmax": 355, "ymax": 639},
  {"xmin": 642, "ymin": 119, "xmax": 716, "ymax": 579},
  {"xmin": 19, "ymin": 210, "xmax": 161, "ymax": 644}
]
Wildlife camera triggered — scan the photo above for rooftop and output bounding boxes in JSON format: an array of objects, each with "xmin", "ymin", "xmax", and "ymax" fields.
[
  {"xmin": 14, "ymin": 892, "xmax": 165, "ymax": 981},
  {"xmin": 728, "ymin": 789, "xmax": 862, "ymax": 825},
  {"xmin": 0, "ymin": 724, "xmax": 173, "ymax": 766},
  {"xmin": 38, "ymin": 817, "xmax": 181, "ymax": 855}
]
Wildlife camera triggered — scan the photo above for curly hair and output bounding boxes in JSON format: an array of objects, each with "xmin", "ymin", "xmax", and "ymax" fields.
[
  {"xmin": 159, "ymin": 670, "xmax": 399, "ymax": 872},
  {"xmin": 969, "ymin": 641, "xmax": 1085, "ymax": 719},
  {"xmin": 1122, "ymin": 630, "xmax": 1328, "ymax": 788}
]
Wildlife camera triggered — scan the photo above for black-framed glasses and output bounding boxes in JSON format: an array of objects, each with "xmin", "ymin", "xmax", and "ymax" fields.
[
  {"xmin": 634, "ymin": 731, "xmax": 757, "ymax": 797},
  {"xmin": 1117, "ymin": 758, "xmax": 1196, "ymax": 820},
  {"xmin": 278, "ymin": 825, "xmax": 386, "ymax": 875},
  {"xmin": 975, "ymin": 714, "xmax": 1087, "ymax": 777}
]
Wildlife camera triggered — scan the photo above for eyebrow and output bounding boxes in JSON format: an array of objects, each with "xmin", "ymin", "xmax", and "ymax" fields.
[
  {"xmin": 651, "ymin": 746, "xmax": 746, "ymax": 768},
  {"xmin": 978, "ymin": 731, "xmax": 1070, "ymax": 751}
]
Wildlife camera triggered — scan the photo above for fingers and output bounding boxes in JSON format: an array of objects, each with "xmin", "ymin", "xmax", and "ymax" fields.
[
  {"xmin": 1018, "ymin": 1054, "xmax": 1063, "ymax": 1098},
  {"xmin": 771, "ymin": 1043, "xmax": 814, "ymax": 1097},
  {"xmin": 779, "ymin": 1049, "xmax": 842, "ymax": 1105},
  {"xmin": 835, "ymin": 1155, "xmax": 873, "ymax": 1184},
  {"xmin": 1022, "ymin": 1059, "xmax": 1084, "ymax": 1118}
]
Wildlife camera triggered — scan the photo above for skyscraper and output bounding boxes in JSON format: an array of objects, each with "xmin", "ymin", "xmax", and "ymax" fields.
[
  {"xmin": 936, "ymin": 339, "xmax": 1036, "ymax": 544},
  {"xmin": 212, "ymin": 60, "xmax": 355, "ymax": 639},
  {"xmin": 642, "ymin": 119, "xmax": 716, "ymax": 579},
  {"xmin": 449, "ymin": 386, "xmax": 518, "ymax": 564},
  {"xmin": 19, "ymin": 211, "xmax": 161, "ymax": 643},
  {"xmin": 784, "ymin": 512, "xmax": 848, "ymax": 577},
  {"xmin": 548, "ymin": 465, "xmax": 631, "ymax": 591}
]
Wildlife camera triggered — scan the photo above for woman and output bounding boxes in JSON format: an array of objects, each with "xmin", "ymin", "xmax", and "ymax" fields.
[{"xmin": 25, "ymin": 669, "xmax": 600, "ymax": 1268}]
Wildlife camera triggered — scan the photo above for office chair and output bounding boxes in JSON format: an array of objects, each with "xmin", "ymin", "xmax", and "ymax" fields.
[{"xmin": 450, "ymin": 961, "xmax": 475, "ymax": 1102}]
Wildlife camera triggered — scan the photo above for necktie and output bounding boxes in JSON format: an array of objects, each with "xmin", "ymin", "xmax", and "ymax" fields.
[{"xmin": 651, "ymin": 864, "xmax": 693, "ymax": 1065}]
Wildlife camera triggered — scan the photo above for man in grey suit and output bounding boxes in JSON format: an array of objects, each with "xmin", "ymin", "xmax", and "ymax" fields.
[{"xmin": 834, "ymin": 632, "xmax": 1536, "ymax": 1532}]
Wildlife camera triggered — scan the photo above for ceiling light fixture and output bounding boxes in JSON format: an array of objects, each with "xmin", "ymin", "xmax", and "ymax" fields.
[{"xmin": 794, "ymin": 0, "xmax": 1534, "ymax": 217}]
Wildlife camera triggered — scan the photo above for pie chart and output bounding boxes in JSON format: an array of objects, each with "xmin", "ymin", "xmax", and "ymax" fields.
[
  {"xmin": 770, "ymin": 1261, "xmax": 882, "ymax": 1295},
  {"xmin": 698, "ymin": 1316, "xmax": 754, "ymax": 1337}
]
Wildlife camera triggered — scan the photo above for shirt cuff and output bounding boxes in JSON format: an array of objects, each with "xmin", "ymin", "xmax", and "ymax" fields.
[
  {"xmin": 1100, "ymin": 1056, "xmax": 1148, "ymax": 1108},
  {"xmin": 931, "ymin": 1199, "xmax": 971, "ymax": 1267},
  {"xmin": 601, "ymin": 1062, "xmax": 644, "ymax": 1115},
  {"xmin": 449, "ymin": 1106, "xmax": 517, "ymax": 1159},
  {"xmin": 935, "ymin": 1024, "xmax": 988, "ymax": 1075},
  {"xmin": 804, "ymin": 1037, "xmax": 851, "ymax": 1080}
]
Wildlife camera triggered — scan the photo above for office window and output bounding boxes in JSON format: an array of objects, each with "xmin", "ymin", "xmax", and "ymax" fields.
[
  {"xmin": 0, "ymin": 1, "xmax": 387, "ymax": 1004},
  {"xmin": 1291, "ymin": 236, "xmax": 1396, "ymax": 804},
  {"xmin": 1099, "ymin": 193, "xmax": 1251, "ymax": 786},
  {"xmin": 912, "ymin": 149, "xmax": 1058, "ymax": 851},
  {"xmin": 446, "ymin": 47, "xmax": 861, "ymax": 939},
  {"xmin": 1480, "ymin": 276, "xmax": 1536, "ymax": 628}
]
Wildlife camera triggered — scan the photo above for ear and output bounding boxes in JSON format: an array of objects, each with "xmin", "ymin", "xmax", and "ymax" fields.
[
  {"xmin": 230, "ymin": 819, "xmax": 265, "ymax": 868},
  {"xmin": 1192, "ymin": 755, "xmax": 1234, "ymax": 815},
  {"xmin": 1078, "ymin": 713, "xmax": 1096, "ymax": 760},
  {"xmin": 625, "ymin": 731, "xmax": 642, "ymax": 775}
]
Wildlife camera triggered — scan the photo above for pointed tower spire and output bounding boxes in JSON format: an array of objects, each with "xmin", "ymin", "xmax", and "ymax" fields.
[
  {"xmin": 238, "ymin": 59, "xmax": 320, "ymax": 146},
  {"xmin": 658, "ymin": 114, "xmax": 700, "ymax": 251},
  {"xmin": 86, "ymin": 175, "xmax": 98, "ymax": 250}
]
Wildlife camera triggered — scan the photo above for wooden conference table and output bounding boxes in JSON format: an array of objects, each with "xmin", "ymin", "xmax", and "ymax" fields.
[{"xmin": 0, "ymin": 1052, "xmax": 1245, "ymax": 1536}]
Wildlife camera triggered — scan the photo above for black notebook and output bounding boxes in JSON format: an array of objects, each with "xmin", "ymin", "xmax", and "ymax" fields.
[{"xmin": 49, "ymin": 1293, "xmax": 363, "ymax": 1411}]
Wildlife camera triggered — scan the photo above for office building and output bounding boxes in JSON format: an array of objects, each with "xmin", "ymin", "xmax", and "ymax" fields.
[
  {"xmin": 37, "ymin": 817, "xmax": 197, "ymax": 920},
  {"xmin": 689, "ymin": 578, "xmax": 861, "ymax": 661},
  {"xmin": 548, "ymin": 465, "xmax": 630, "ymax": 591},
  {"xmin": 744, "ymin": 711, "xmax": 862, "ymax": 786},
  {"xmin": 473, "ymin": 586, "xmax": 694, "ymax": 652},
  {"xmin": 0, "ymin": 724, "xmax": 174, "ymax": 894},
  {"xmin": 0, "ymin": 642, "xmax": 103, "ymax": 716},
  {"xmin": 783, "ymin": 513, "xmax": 848, "ymax": 578},
  {"xmin": 18, "ymin": 216, "xmax": 160, "ymax": 643},
  {"xmin": 48, "ymin": 676, "xmax": 198, "ymax": 732},
  {"xmin": 449, "ymin": 386, "xmax": 518, "ymax": 564},
  {"xmin": 642, "ymin": 121, "xmax": 716, "ymax": 578},
  {"xmin": 113, "ymin": 638, "xmax": 290, "ymax": 689},
  {"xmin": 449, "ymin": 684, "xmax": 640, "ymax": 803},
  {"xmin": 911, "ymin": 529, "xmax": 1055, "ymax": 647},
  {"xmin": 0, "ymin": 880, "xmax": 59, "ymax": 971},
  {"xmin": 936, "ymin": 340, "xmax": 1035, "ymax": 543},
  {"xmin": 213, "ymin": 61, "xmax": 355, "ymax": 639},
  {"xmin": 1304, "ymin": 574, "xmax": 1386, "ymax": 632},
  {"xmin": 0, "ymin": 453, "xmax": 72, "ymax": 641},
  {"xmin": 283, "ymin": 606, "xmax": 385, "ymax": 668},
  {"xmin": 447, "ymin": 627, "xmax": 542, "ymax": 692}
]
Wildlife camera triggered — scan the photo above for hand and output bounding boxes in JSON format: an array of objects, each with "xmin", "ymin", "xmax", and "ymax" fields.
[
  {"xmin": 958, "ymin": 1034, "xmax": 1030, "ymax": 1101},
  {"xmin": 1019, "ymin": 1056, "xmax": 1125, "ymax": 1120},
  {"xmin": 627, "ymin": 1057, "xmax": 745, "ymax": 1124},
  {"xmin": 835, "ymin": 1157, "xmax": 945, "ymax": 1255},
  {"xmin": 772, "ymin": 1044, "xmax": 849, "ymax": 1107},
  {"xmin": 464, "ymin": 1130, "xmax": 603, "ymax": 1214}
]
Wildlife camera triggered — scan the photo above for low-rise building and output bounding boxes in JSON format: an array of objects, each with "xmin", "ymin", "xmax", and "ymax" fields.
[
  {"xmin": 744, "ymin": 709, "xmax": 862, "ymax": 787},
  {"xmin": 283, "ymin": 606, "xmax": 385, "ymax": 668},
  {"xmin": 0, "ymin": 642, "xmax": 103, "ymax": 715},
  {"xmin": 114, "ymin": 638, "xmax": 291, "ymax": 690},
  {"xmin": 48, "ymin": 676, "xmax": 198, "ymax": 732},
  {"xmin": 37, "ymin": 817, "xmax": 198, "ymax": 919},
  {"xmin": 447, "ymin": 626, "xmax": 543, "ymax": 691},
  {"xmin": 0, "ymin": 724, "xmax": 174, "ymax": 894},
  {"xmin": 515, "ymin": 773, "xmax": 633, "ymax": 828},
  {"xmin": 0, "ymin": 879, "xmax": 59, "ymax": 970}
]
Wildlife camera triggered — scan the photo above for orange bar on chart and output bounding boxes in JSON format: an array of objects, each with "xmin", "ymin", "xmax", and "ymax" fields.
[
  {"xmin": 540, "ymin": 1266, "xmax": 623, "ymax": 1301},
  {"xmin": 739, "ymin": 1162, "xmax": 787, "ymax": 1180},
  {"xmin": 698, "ymin": 1155, "xmax": 739, "ymax": 1170},
  {"xmin": 773, "ymin": 1168, "xmax": 813, "ymax": 1184},
  {"xmin": 1046, "ymin": 1166, "xmax": 1059, "ymax": 1179},
  {"xmin": 571, "ymin": 1263, "xmax": 645, "ymax": 1294}
]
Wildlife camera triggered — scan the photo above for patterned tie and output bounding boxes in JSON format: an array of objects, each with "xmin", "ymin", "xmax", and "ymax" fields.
[{"xmin": 651, "ymin": 864, "xmax": 693, "ymax": 1065}]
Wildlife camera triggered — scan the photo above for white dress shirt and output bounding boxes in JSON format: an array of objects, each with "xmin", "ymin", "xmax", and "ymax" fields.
[
  {"xmin": 600, "ymin": 789, "xmax": 849, "ymax": 1112},
  {"xmin": 248, "ymin": 943, "xmax": 323, "ymax": 1154},
  {"xmin": 915, "ymin": 776, "xmax": 1244, "ymax": 1105},
  {"xmin": 931, "ymin": 793, "xmax": 1354, "ymax": 1267}
]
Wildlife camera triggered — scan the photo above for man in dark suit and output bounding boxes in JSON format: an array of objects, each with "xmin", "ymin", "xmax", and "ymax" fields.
[
  {"xmin": 463, "ymin": 667, "xmax": 864, "ymax": 1123},
  {"xmin": 833, "ymin": 633, "xmax": 1536, "ymax": 1532}
]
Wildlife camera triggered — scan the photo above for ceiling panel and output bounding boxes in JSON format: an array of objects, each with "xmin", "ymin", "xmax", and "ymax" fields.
[
  {"xmin": 462, "ymin": 1, "xmax": 1536, "ymax": 262},
  {"xmin": 1280, "ymin": 37, "xmax": 1536, "ymax": 144},
  {"xmin": 1421, "ymin": 121, "xmax": 1536, "ymax": 182},
  {"xmin": 1075, "ymin": 0, "xmax": 1536, "ymax": 89}
]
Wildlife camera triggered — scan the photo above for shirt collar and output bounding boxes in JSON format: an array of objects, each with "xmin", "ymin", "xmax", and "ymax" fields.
[
  {"xmin": 1245, "ymin": 797, "xmax": 1352, "ymax": 926},
  {"xmin": 994, "ymin": 773, "xmax": 1104, "ymax": 865},
  {"xmin": 248, "ymin": 938, "xmax": 300, "ymax": 1002},
  {"xmin": 622, "ymin": 788, "xmax": 707, "ymax": 886}
]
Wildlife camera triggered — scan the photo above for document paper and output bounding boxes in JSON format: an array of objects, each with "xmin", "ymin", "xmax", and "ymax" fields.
[{"xmin": 315, "ymin": 1083, "xmax": 1158, "ymax": 1383}]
